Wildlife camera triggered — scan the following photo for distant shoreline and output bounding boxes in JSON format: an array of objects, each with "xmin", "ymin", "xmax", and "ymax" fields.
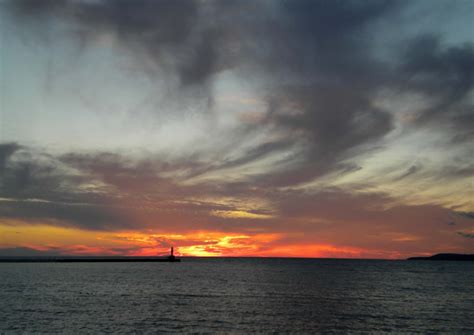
[{"xmin": 407, "ymin": 253, "xmax": 474, "ymax": 261}]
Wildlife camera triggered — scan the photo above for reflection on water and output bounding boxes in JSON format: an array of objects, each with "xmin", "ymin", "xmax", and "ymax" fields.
[{"xmin": 1, "ymin": 258, "xmax": 473, "ymax": 333}]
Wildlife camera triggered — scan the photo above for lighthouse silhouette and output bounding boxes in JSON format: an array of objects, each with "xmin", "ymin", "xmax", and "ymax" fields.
[{"xmin": 168, "ymin": 246, "xmax": 176, "ymax": 261}]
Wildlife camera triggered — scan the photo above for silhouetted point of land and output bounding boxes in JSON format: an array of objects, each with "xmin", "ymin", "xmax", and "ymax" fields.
[{"xmin": 407, "ymin": 253, "xmax": 474, "ymax": 261}]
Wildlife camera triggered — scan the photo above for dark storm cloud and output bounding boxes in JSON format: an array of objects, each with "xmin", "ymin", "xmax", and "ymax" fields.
[
  {"xmin": 59, "ymin": 151, "xmax": 207, "ymax": 196},
  {"xmin": 0, "ymin": 143, "xmax": 21, "ymax": 173},
  {"xmin": 0, "ymin": 198, "xmax": 136, "ymax": 230},
  {"xmin": 7, "ymin": 0, "xmax": 220, "ymax": 87},
  {"xmin": 0, "ymin": 145, "xmax": 242, "ymax": 230},
  {"xmin": 0, "ymin": 143, "xmax": 91, "ymax": 202},
  {"xmin": 5, "ymin": 0, "xmax": 401, "ymax": 184},
  {"xmin": 0, "ymin": 143, "xmax": 56, "ymax": 198},
  {"xmin": 219, "ymin": 0, "xmax": 397, "ymax": 185},
  {"xmin": 262, "ymin": 0, "xmax": 394, "ymax": 76},
  {"xmin": 216, "ymin": 0, "xmax": 396, "ymax": 186},
  {"xmin": 0, "ymin": 144, "xmax": 134, "ymax": 229},
  {"xmin": 259, "ymin": 83, "xmax": 393, "ymax": 186},
  {"xmin": 0, "ymin": 142, "xmax": 381, "ymax": 232},
  {"xmin": 401, "ymin": 35, "xmax": 474, "ymax": 138}
]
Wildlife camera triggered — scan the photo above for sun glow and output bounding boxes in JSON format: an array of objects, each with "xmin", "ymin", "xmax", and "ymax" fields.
[{"xmin": 0, "ymin": 222, "xmax": 398, "ymax": 258}]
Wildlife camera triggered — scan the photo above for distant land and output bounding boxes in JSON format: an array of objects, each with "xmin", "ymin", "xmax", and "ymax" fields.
[{"xmin": 407, "ymin": 253, "xmax": 474, "ymax": 261}]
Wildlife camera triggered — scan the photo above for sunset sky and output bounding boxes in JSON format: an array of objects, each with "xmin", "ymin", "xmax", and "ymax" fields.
[{"xmin": 0, "ymin": 0, "xmax": 473, "ymax": 258}]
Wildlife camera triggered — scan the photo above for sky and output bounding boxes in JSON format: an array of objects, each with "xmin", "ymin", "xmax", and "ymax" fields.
[{"xmin": 0, "ymin": 0, "xmax": 473, "ymax": 258}]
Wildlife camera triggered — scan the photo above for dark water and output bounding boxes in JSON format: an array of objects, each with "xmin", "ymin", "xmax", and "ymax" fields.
[{"xmin": 1, "ymin": 258, "xmax": 473, "ymax": 333}]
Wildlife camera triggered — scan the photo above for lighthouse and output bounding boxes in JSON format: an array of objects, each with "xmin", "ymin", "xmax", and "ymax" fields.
[{"xmin": 168, "ymin": 246, "xmax": 176, "ymax": 261}]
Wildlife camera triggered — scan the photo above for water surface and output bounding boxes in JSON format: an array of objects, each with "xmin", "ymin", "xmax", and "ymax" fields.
[{"xmin": 1, "ymin": 258, "xmax": 473, "ymax": 333}]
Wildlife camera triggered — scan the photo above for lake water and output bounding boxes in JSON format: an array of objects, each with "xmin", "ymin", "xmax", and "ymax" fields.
[{"xmin": 1, "ymin": 258, "xmax": 473, "ymax": 333}]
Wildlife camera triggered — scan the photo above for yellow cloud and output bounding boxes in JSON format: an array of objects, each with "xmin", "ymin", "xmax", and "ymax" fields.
[{"xmin": 210, "ymin": 210, "xmax": 274, "ymax": 219}]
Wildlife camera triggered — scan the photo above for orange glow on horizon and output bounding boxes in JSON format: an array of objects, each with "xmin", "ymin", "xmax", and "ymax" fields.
[{"xmin": 0, "ymin": 222, "xmax": 406, "ymax": 259}]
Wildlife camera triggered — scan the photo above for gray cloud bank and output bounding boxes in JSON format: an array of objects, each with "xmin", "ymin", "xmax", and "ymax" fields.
[
  {"xmin": 0, "ymin": 142, "xmax": 473, "ymax": 253},
  {"xmin": 5, "ymin": 0, "xmax": 473, "ymax": 183}
]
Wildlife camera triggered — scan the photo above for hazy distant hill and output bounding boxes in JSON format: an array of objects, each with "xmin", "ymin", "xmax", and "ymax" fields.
[{"xmin": 407, "ymin": 253, "xmax": 474, "ymax": 261}]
